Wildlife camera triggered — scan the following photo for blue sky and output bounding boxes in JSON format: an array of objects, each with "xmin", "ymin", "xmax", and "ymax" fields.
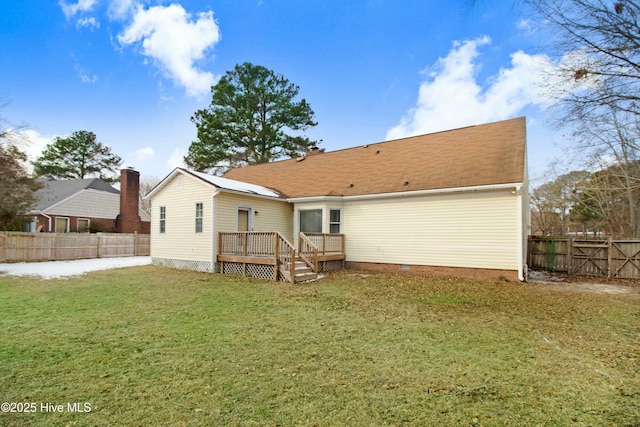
[{"xmin": 1, "ymin": 0, "xmax": 563, "ymax": 182}]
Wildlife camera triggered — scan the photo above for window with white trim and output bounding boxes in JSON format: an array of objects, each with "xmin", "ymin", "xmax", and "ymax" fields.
[
  {"xmin": 160, "ymin": 206, "xmax": 166, "ymax": 233},
  {"xmin": 195, "ymin": 203, "xmax": 203, "ymax": 233},
  {"xmin": 299, "ymin": 209, "xmax": 322, "ymax": 233},
  {"xmin": 77, "ymin": 218, "xmax": 90, "ymax": 233},
  {"xmin": 329, "ymin": 209, "xmax": 342, "ymax": 233},
  {"xmin": 55, "ymin": 217, "xmax": 69, "ymax": 233}
]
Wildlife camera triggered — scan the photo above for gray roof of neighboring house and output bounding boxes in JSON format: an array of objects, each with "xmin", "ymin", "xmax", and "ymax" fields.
[{"xmin": 33, "ymin": 178, "xmax": 120, "ymax": 211}]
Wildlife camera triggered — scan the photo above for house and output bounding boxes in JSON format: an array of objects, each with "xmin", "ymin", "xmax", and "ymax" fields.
[
  {"xmin": 147, "ymin": 117, "xmax": 529, "ymax": 281},
  {"xmin": 28, "ymin": 168, "xmax": 151, "ymax": 234}
]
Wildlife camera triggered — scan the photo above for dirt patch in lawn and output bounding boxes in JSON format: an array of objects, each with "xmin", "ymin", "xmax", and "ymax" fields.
[{"xmin": 527, "ymin": 269, "xmax": 640, "ymax": 294}]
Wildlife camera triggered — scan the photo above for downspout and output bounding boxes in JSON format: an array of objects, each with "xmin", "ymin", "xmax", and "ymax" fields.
[
  {"xmin": 211, "ymin": 190, "xmax": 219, "ymax": 273},
  {"xmin": 516, "ymin": 185, "xmax": 525, "ymax": 281},
  {"xmin": 40, "ymin": 212, "xmax": 52, "ymax": 232}
]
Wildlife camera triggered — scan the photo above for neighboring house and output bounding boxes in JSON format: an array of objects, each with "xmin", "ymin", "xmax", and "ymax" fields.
[
  {"xmin": 28, "ymin": 168, "xmax": 151, "ymax": 234},
  {"xmin": 147, "ymin": 117, "xmax": 529, "ymax": 281}
]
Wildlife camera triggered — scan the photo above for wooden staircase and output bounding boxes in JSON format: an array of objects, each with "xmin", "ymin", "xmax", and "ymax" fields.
[
  {"xmin": 278, "ymin": 256, "xmax": 318, "ymax": 283},
  {"xmin": 217, "ymin": 231, "xmax": 344, "ymax": 284},
  {"xmin": 292, "ymin": 257, "xmax": 318, "ymax": 282}
]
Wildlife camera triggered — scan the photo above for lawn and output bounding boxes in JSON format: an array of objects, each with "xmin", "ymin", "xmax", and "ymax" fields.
[{"xmin": 0, "ymin": 266, "xmax": 638, "ymax": 426}]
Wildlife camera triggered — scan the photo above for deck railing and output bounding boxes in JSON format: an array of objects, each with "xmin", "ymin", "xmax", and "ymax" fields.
[
  {"xmin": 303, "ymin": 232, "xmax": 345, "ymax": 255},
  {"xmin": 276, "ymin": 232, "xmax": 296, "ymax": 281},
  {"xmin": 298, "ymin": 232, "xmax": 319, "ymax": 272},
  {"xmin": 217, "ymin": 231, "xmax": 345, "ymax": 282},
  {"xmin": 218, "ymin": 231, "xmax": 277, "ymax": 257}
]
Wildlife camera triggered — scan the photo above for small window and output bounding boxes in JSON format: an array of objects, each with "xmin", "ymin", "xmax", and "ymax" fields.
[
  {"xmin": 299, "ymin": 209, "xmax": 322, "ymax": 233},
  {"xmin": 195, "ymin": 203, "xmax": 203, "ymax": 233},
  {"xmin": 159, "ymin": 206, "xmax": 166, "ymax": 234},
  {"xmin": 55, "ymin": 217, "xmax": 69, "ymax": 233},
  {"xmin": 77, "ymin": 218, "xmax": 90, "ymax": 233},
  {"xmin": 329, "ymin": 209, "xmax": 341, "ymax": 234}
]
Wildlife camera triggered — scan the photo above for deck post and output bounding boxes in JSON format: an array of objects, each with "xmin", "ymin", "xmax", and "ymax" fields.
[
  {"xmin": 273, "ymin": 232, "xmax": 279, "ymax": 281},
  {"xmin": 290, "ymin": 246, "xmax": 295, "ymax": 283}
]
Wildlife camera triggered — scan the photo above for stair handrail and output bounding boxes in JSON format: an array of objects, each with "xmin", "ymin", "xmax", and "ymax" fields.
[
  {"xmin": 276, "ymin": 232, "xmax": 296, "ymax": 281},
  {"xmin": 298, "ymin": 232, "xmax": 319, "ymax": 273}
]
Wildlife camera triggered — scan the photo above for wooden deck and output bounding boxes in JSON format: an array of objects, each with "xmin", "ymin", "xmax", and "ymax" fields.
[{"xmin": 217, "ymin": 232, "xmax": 345, "ymax": 283}]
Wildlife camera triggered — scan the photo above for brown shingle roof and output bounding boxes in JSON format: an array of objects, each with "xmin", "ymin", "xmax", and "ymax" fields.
[{"xmin": 223, "ymin": 117, "xmax": 526, "ymax": 198}]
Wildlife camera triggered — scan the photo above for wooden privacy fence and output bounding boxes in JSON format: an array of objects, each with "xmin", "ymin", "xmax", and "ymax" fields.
[
  {"xmin": 0, "ymin": 232, "xmax": 150, "ymax": 262},
  {"xmin": 528, "ymin": 236, "xmax": 640, "ymax": 279}
]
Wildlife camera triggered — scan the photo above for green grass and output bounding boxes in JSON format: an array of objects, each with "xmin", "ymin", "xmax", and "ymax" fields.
[{"xmin": 0, "ymin": 267, "xmax": 638, "ymax": 426}]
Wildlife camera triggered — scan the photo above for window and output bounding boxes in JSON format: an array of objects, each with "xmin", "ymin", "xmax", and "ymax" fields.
[
  {"xmin": 77, "ymin": 218, "xmax": 90, "ymax": 233},
  {"xmin": 329, "ymin": 209, "xmax": 341, "ymax": 233},
  {"xmin": 299, "ymin": 209, "xmax": 322, "ymax": 233},
  {"xmin": 159, "ymin": 206, "xmax": 166, "ymax": 233},
  {"xmin": 55, "ymin": 217, "xmax": 69, "ymax": 233},
  {"xmin": 195, "ymin": 203, "xmax": 203, "ymax": 233}
]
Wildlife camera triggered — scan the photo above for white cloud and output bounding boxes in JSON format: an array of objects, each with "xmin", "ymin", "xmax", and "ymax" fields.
[
  {"xmin": 76, "ymin": 16, "xmax": 100, "ymax": 30},
  {"xmin": 132, "ymin": 146, "xmax": 155, "ymax": 160},
  {"xmin": 74, "ymin": 64, "xmax": 98, "ymax": 83},
  {"xmin": 12, "ymin": 130, "xmax": 55, "ymax": 173},
  {"xmin": 118, "ymin": 4, "xmax": 221, "ymax": 97},
  {"xmin": 108, "ymin": 0, "xmax": 137, "ymax": 20},
  {"xmin": 59, "ymin": 0, "xmax": 97, "ymax": 18},
  {"xmin": 386, "ymin": 36, "xmax": 554, "ymax": 140},
  {"xmin": 167, "ymin": 147, "xmax": 186, "ymax": 169}
]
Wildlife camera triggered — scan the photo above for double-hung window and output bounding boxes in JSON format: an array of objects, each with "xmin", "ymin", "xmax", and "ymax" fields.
[
  {"xmin": 195, "ymin": 203, "xmax": 203, "ymax": 233},
  {"xmin": 329, "ymin": 209, "xmax": 342, "ymax": 233},
  {"xmin": 159, "ymin": 206, "xmax": 166, "ymax": 233}
]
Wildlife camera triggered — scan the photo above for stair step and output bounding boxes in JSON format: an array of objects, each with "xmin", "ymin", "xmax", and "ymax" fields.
[{"xmin": 294, "ymin": 272, "xmax": 318, "ymax": 283}]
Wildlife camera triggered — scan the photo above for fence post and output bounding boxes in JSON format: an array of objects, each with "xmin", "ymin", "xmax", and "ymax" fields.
[
  {"xmin": 568, "ymin": 238, "xmax": 574, "ymax": 274},
  {"xmin": 134, "ymin": 231, "xmax": 138, "ymax": 257},
  {"xmin": 607, "ymin": 237, "xmax": 613, "ymax": 278}
]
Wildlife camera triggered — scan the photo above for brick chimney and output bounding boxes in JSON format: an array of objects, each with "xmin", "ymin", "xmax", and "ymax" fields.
[
  {"xmin": 306, "ymin": 147, "xmax": 324, "ymax": 156},
  {"xmin": 116, "ymin": 167, "xmax": 141, "ymax": 233}
]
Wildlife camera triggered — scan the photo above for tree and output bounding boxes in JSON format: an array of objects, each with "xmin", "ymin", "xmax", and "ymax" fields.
[
  {"xmin": 139, "ymin": 178, "xmax": 160, "ymax": 217},
  {"xmin": 529, "ymin": 0, "xmax": 640, "ymax": 123},
  {"xmin": 524, "ymin": 1, "xmax": 640, "ymax": 237},
  {"xmin": 530, "ymin": 170, "xmax": 589, "ymax": 235},
  {"xmin": 185, "ymin": 62, "xmax": 318, "ymax": 173},
  {"xmin": 33, "ymin": 130, "xmax": 122, "ymax": 182},
  {"xmin": 571, "ymin": 159, "xmax": 640, "ymax": 237},
  {"xmin": 0, "ymin": 107, "xmax": 41, "ymax": 230}
]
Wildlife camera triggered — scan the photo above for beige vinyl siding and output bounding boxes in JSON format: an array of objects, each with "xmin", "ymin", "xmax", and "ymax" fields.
[
  {"xmin": 47, "ymin": 190, "xmax": 120, "ymax": 218},
  {"xmin": 150, "ymin": 174, "xmax": 214, "ymax": 262},
  {"xmin": 342, "ymin": 189, "xmax": 520, "ymax": 271},
  {"xmin": 214, "ymin": 192, "xmax": 293, "ymax": 240}
]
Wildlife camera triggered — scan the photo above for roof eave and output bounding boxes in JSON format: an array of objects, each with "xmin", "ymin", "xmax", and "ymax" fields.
[{"xmin": 287, "ymin": 182, "xmax": 524, "ymax": 203}]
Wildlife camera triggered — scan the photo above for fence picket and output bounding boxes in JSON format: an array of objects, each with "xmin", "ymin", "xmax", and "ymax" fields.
[
  {"xmin": 528, "ymin": 236, "xmax": 640, "ymax": 279},
  {"xmin": 0, "ymin": 232, "xmax": 150, "ymax": 262}
]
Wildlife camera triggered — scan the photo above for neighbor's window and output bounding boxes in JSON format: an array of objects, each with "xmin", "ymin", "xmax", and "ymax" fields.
[
  {"xmin": 299, "ymin": 209, "xmax": 322, "ymax": 233},
  {"xmin": 55, "ymin": 217, "xmax": 69, "ymax": 233},
  {"xmin": 195, "ymin": 202, "xmax": 203, "ymax": 233},
  {"xmin": 160, "ymin": 206, "xmax": 166, "ymax": 233},
  {"xmin": 77, "ymin": 218, "xmax": 90, "ymax": 233},
  {"xmin": 329, "ymin": 209, "xmax": 341, "ymax": 233}
]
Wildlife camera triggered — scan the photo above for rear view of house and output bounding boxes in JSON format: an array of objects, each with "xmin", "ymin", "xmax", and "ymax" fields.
[{"xmin": 148, "ymin": 117, "xmax": 529, "ymax": 281}]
